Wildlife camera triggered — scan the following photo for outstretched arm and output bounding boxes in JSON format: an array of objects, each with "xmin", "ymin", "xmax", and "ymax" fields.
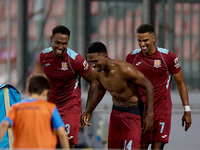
[
  {"xmin": 0, "ymin": 121, "xmax": 9, "ymax": 142},
  {"xmin": 173, "ymin": 70, "xmax": 192, "ymax": 131}
]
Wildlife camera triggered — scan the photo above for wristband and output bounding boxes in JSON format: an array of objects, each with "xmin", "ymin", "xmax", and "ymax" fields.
[{"xmin": 184, "ymin": 105, "xmax": 191, "ymax": 112}]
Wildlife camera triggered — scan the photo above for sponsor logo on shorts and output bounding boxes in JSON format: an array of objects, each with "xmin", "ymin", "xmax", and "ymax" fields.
[
  {"xmin": 68, "ymin": 136, "xmax": 74, "ymax": 139},
  {"xmin": 161, "ymin": 135, "xmax": 167, "ymax": 138}
]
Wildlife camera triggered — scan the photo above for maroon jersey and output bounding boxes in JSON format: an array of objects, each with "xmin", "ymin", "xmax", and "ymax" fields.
[
  {"xmin": 40, "ymin": 47, "xmax": 91, "ymax": 115},
  {"xmin": 126, "ymin": 47, "xmax": 181, "ymax": 115}
]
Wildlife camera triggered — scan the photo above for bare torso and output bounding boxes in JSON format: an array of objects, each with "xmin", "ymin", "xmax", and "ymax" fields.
[{"xmin": 94, "ymin": 59, "xmax": 142, "ymax": 107}]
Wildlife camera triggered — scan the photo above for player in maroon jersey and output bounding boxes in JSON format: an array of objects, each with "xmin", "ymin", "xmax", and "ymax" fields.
[
  {"xmin": 39, "ymin": 25, "xmax": 96, "ymax": 148},
  {"xmin": 81, "ymin": 41, "xmax": 154, "ymax": 149},
  {"xmin": 126, "ymin": 24, "xmax": 192, "ymax": 150}
]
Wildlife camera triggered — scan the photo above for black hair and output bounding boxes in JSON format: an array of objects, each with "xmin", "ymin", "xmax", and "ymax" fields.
[
  {"xmin": 137, "ymin": 24, "xmax": 155, "ymax": 34},
  {"xmin": 52, "ymin": 25, "xmax": 70, "ymax": 37},
  {"xmin": 26, "ymin": 75, "xmax": 50, "ymax": 95},
  {"xmin": 87, "ymin": 41, "xmax": 107, "ymax": 54}
]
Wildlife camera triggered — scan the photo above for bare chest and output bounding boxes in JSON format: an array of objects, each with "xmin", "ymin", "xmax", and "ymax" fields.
[{"xmin": 99, "ymin": 73, "xmax": 127, "ymax": 93}]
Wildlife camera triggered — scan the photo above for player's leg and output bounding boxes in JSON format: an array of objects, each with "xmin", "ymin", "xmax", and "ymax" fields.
[
  {"xmin": 152, "ymin": 114, "xmax": 171, "ymax": 150},
  {"xmin": 140, "ymin": 115, "xmax": 156, "ymax": 150},
  {"xmin": 111, "ymin": 104, "xmax": 143, "ymax": 149},
  {"xmin": 122, "ymin": 113, "xmax": 142, "ymax": 149},
  {"xmin": 107, "ymin": 110, "xmax": 123, "ymax": 149},
  {"xmin": 70, "ymin": 143, "xmax": 75, "ymax": 148},
  {"xmin": 140, "ymin": 130, "xmax": 152, "ymax": 149},
  {"xmin": 140, "ymin": 143, "xmax": 150, "ymax": 149},
  {"xmin": 151, "ymin": 141, "xmax": 165, "ymax": 150},
  {"xmin": 61, "ymin": 113, "xmax": 81, "ymax": 148}
]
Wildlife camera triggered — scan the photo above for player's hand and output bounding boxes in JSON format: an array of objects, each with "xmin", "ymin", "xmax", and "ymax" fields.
[
  {"xmin": 79, "ymin": 118, "xmax": 86, "ymax": 131},
  {"xmin": 79, "ymin": 110, "xmax": 92, "ymax": 131},
  {"xmin": 142, "ymin": 114, "xmax": 153, "ymax": 134},
  {"xmin": 182, "ymin": 111, "xmax": 192, "ymax": 131}
]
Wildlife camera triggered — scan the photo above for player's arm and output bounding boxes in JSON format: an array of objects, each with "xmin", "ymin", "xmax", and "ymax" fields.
[
  {"xmin": 81, "ymin": 70, "xmax": 106, "ymax": 127},
  {"xmin": 74, "ymin": 55, "xmax": 106, "ymax": 129},
  {"xmin": 82, "ymin": 68, "xmax": 94, "ymax": 83},
  {"xmin": 124, "ymin": 64, "xmax": 154, "ymax": 132},
  {"xmin": 173, "ymin": 70, "xmax": 192, "ymax": 131},
  {"xmin": 74, "ymin": 55, "xmax": 102, "ymax": 109},
  {"xmin": 125, "ymin": 64, "xmax": 154, "ymax": 115},
  {"xmin": 82, "ymin": 68, "xmax": 100, "ymax": 109},
  {"xmin": 57, "ymin": 127, "xmax": 70, "ymax": 149},
  {"xmin": 82, "ymin": 69, "xmax": 105, "ymax": 109},
  {"xmin": 81, "ymin": 79, "xmax": 106, "ymax": 127},
  {"xmin": 85, "ymin": 78, "xmax": 106, "ymax": 113},
  {"xmin": 75, "ymin": 56, "xmax": 96, "ymax": 109},
  {"xmin": 0, "ymin": 120, "xmax": 9, "ymax": 142}
]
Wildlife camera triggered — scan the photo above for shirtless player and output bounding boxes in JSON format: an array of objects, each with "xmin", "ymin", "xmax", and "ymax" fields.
[{"xmin": 82, "ymin": 41, "xmax": 154, "ymax": 149}]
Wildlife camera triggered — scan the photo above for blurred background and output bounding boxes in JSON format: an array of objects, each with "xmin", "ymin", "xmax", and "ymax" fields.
[{"xmin": 0, "ymin": 0, "xmax": 200, "ymax": 149}]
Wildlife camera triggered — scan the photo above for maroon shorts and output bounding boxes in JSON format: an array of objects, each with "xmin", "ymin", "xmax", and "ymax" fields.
[
  {"xmin": 108, "ymin": 104, "xmax": 144, "ymax": 150},
  {"xmin": 141, "ymin": 114, "xmax": 171, "ymax": 144},
  {"xmin": 61, "ymin": 113, "xmax": 81, "ymax": 145}
]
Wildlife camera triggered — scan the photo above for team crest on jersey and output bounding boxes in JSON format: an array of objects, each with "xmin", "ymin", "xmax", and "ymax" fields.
[
  {"xmin": 61, "ymin": 62, "xmax": 68, "ymax": 71},
  {"xmin": 153, "ymin": 60, "xmax": 161, "ymax": 68}
]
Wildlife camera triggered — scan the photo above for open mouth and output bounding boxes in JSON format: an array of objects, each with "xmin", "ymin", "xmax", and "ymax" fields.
[
  {"xmin": 55, "ymin": 49, "xmax": 63, "ymax": 56},
  {"xmin": 97, "ymin": 68, "xmax": 102, "ymax": 72},
  {"xmin": 94, "ymin": 66, "xmax": 100, "ymax": 72},
  {"xmin": 141, "ymin": 46, "xmax": 147, "ymax": 51}
]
